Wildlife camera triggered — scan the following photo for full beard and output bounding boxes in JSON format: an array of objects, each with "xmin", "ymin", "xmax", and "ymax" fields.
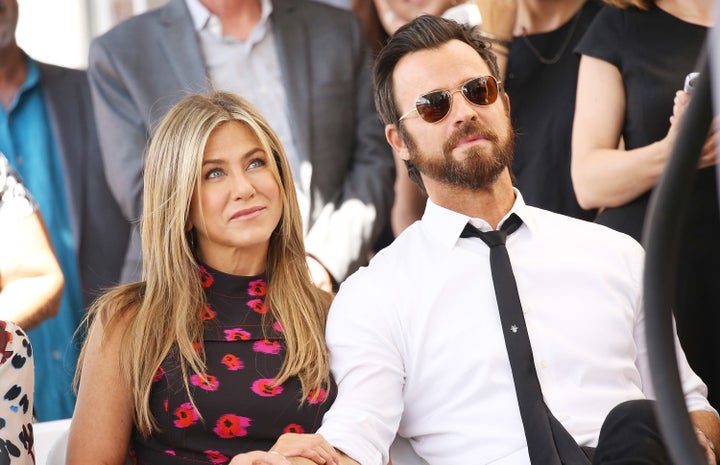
[{"xmin": 406, "ymin": 120, "xmax": 514, "ymax": 191}]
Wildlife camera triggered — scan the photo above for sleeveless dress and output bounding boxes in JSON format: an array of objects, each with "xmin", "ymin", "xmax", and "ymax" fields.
[
  {"xmin": 577, "ymin": 5, "xmax": 720, "ymax": 406},
  {"xmin": 130, "ymin": 264, "xmax": 336, "ymax": 464}
]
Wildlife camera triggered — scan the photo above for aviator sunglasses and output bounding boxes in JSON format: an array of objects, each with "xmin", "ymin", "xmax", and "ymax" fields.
[{"xmin": 399, "ymin": 75, "xmax": 502, "ymax": 124}]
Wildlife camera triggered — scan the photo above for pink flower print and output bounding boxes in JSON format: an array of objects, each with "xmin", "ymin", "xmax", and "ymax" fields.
[
  {"xmin": 248, "ymin": 279, "xmax": 267, "ymax": 296},
  {"xmin": 200, "ymin": 304, "xmax": 217, "ymax": 321},
  {"xmin": 191, "ymin": 373, "xmax": 219, "ymax": 391},
  {"xmin": 198, "ymin": 265, "xmax": 214, "ymax": 288},
  {"xmin": 247, "ymin": 298, "xmax": 270, "ymax": 314},
  {"xmin": 284, "ymin": 423, "xmax": 304, "ymax": 434},
  {"xmin": 173, "ymin": 402, "xmax": 199, "ymax": 428},
  {"xmin": 272, "ymin": 321, "xmax": 283, "ymax": 333},
  {"xmin": 152, "ymin": 367, "xmax": 165, "ymax": 382},
  {"xmin": 307, "ymin": 387, "xmax": 328, "ymax": 405},
  {"xmin": 213, "ymin": 414, "xmax": 251, "ymax": 439},
  {"xmin": 253, "ymin": 339, "xmax": 281, "ymax": 355},
  {"xmin": 224, "ymin": 328, "xmax": 251, "ymax": 341},
  {"xmin": 221, "ymin": 353, "xmax": 244, "ymax": 371},
  {"xmin": 251, "ymin": 378, "xmax": 284, "ymax": 397},
  {"xmin": 164, "ymin": 450, "xmax": 177, "ymax": 456},
  {"xmin": 205, "ymin": 450, "xmax": 229, "ymax": 464}
]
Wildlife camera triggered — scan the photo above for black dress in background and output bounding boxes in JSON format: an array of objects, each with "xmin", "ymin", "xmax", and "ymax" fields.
[
  {"xmin": 506, "ymin": 0, "xmax": 601, "ymax": 221},
  {"xmin": 577, "ymin": 4, "xmax": 719, "ymax": 407}
]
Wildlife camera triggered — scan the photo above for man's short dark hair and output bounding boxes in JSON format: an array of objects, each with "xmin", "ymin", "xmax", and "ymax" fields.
[
  {"xmin": 373, "ymin": 15, "xmax": 502, "ymax": 128},
  {"xmin": 372, "ymin": 15, "xmax": 503, "ymax": 190}
]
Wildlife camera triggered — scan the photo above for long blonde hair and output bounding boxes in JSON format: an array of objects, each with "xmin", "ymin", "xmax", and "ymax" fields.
[
  {"xmin": 77, "ymin": 92, "xmax": 331, "ymax": 435},
  {"xmin": 602, "ymin": 0, "xmax": 652, "ymax": 9}
]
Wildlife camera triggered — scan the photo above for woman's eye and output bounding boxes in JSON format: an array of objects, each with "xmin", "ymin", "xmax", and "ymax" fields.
[
  {"xmin": 205, "ymin": 168, "xmax": 223, "ymax": 179},
  {"xmin": 248, "ymin": 158, "xmax": 266, "ymax": 170}
]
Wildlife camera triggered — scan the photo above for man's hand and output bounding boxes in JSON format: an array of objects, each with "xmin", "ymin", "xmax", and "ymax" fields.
[
  {"xmin": 229, "ymin": 451, "xmax": 290, "ymax": 465},
  {"xmin": 228, "ymin": 432, "xmax": 341, "ymax": 465},
  {"xmin": 271, "ymin": 433, "xmax": 340, "ymax": 465},
  {"xmin": 695, "ymin": 427, "xmax": 717, "ymax": 465},
  {"xmin": 690, "ymin": 410, "xmax": 720, "ymax": 465}
]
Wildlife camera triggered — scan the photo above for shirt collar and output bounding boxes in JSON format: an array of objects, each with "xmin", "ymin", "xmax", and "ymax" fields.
[
  {"xmin": 22, "ymin": 54, "xmax": 40, "ymax": 89},
  {"xmin": 3, "ymin": 53, "xmax": 41, "ymax": 114},
  {"xmin": 184, "ymin": 0, "xmax": 273, "ymax": 38},
  {"xmin": 421, "ymin": 188, "xmax": 535, "ymax": 249}
]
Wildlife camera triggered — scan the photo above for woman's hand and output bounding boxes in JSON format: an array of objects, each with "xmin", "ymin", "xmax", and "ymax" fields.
[{"xmin": 670, "ymin": 90, "xmax": 718, "ymax": 169}]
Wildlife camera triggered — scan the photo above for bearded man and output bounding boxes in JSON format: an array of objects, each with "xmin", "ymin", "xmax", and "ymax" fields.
[{"xmin": 307, "ymin": 14, "xmax": 720, "ymax": 465}]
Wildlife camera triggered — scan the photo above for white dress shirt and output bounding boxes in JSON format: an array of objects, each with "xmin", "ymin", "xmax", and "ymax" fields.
[{"xmin": 317, "ymin": 191, "xmax": 715, "ymax": 465}]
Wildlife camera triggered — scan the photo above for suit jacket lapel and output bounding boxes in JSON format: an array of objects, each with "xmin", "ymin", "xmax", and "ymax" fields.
[
  {"xmin": 272, "ymin": 0, "xmax": 312, "ymax": 164},
  {"xmin": 38, "ymin": 63, "xmax": 82, "ymax": 248},
  {"xmin": 159, "ymin": 0, "xmax": 208, "ymax": 93}
]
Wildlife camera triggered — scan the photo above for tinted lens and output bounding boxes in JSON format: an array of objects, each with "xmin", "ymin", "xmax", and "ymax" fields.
[
  {"xmin": 416, "ymin": 90, "xmax": 452, "ymax": 123},
  {"xmin": 462, "ymin": 76, "xmax": 498, "ymax": 106}
]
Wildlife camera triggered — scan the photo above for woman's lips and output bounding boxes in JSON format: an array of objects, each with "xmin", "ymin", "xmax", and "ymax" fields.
[{"xmin": 231, "ymin": 206, "xmax": 265, "ymax": 220}]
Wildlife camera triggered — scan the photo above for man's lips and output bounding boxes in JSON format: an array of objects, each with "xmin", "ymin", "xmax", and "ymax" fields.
[
  {"xmin": 455, "ymin": 135, "xmax": 486, "ymax": 149},
  {"xmin": 231, "ymin": 206, "xmax": 265, "ymax": 220}
]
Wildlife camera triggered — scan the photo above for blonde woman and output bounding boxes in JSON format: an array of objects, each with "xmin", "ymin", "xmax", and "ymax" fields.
[{"xmin": 67, "ymin": 92, "xmax": 339, "ymax": 465}]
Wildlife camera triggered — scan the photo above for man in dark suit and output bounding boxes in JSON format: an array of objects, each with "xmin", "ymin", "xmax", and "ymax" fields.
[
  {"xmin": 0, "ymin": 0, "xmax": 128, "ymax": 420},
  {"xmin": 89, "ymin": 0, "xmax": 395, "ymax": 289}
]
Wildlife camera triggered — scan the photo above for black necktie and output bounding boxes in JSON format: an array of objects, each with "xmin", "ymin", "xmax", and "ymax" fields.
[{"xmin": 461, "ymin": 214, "xmax": 590, "ymax": 465}]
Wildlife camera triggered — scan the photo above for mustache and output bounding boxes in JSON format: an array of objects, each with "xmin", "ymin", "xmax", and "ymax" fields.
[{"xmin": 443, "ymin": 122, "xmax": 498, "ymax": 154}]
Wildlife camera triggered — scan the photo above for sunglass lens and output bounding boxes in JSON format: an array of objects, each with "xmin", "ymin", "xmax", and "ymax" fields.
[
  {"xmin": 463, "ymin": 76, "xmax": 498, "ymax": 106},
  {"xmin": 416, "ymin": 91, "xmax": 451, "ymax": 123}
]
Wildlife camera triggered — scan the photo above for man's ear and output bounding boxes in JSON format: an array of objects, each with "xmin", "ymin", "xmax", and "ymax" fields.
[
  {"xmin": 504, "ymin": 92, "xmax": 511, "ymax": 116},
  {"xmin": 386, "ymin": 124, "xmax": 410, "ymax": 161}
]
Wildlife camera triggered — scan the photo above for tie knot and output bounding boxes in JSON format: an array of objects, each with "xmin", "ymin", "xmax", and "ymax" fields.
[{"xmin": 460, "ymin": 213, "xmax": 523, "ymax": 248}]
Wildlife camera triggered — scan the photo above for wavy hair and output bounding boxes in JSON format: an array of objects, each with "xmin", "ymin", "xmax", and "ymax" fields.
[
  {"xmin": 76, "ymin": 92, "xmax": 332, "ymax": 435},
  {"xmin": 601, "ymin": 0, "xmax": 652, "ymax": 9}
]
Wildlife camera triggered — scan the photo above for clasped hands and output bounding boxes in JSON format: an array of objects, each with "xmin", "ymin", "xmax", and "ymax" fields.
[{"xmin": 228, "ymin": 433, "xmax": 340, "ymax": 465}]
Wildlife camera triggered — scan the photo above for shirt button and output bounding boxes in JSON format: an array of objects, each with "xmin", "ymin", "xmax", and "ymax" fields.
[
  {"xmin": 52, "ymin": 349, "xmax": 62, "ymax": 361},
  {"xmin": 539, "ymin": 360, "xmax": 548, "ymax": 369}
]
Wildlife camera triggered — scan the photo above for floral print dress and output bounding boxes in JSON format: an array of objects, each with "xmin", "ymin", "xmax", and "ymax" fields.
[
  {"xmin": 0, "ymin": 321, "xmax": 34, "ymax": 465},
  {"xmin": 130, "ymin": 264, "xmax": 336, "ymax": 465}
]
